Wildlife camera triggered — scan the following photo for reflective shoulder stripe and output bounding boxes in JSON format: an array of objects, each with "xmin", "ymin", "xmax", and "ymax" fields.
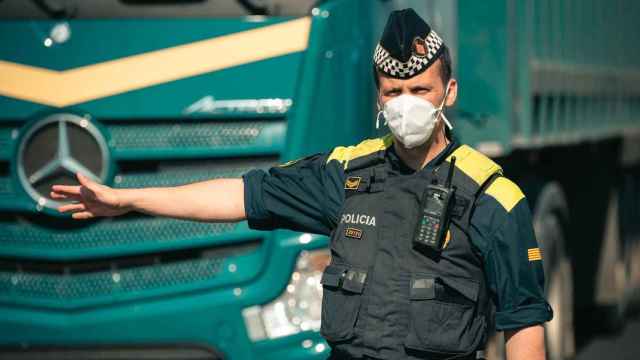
[
  {"xmin": 485, "ymin": 177, "xmax": 525, "ymax": 212},
  {"xmin": 327, "ymin": 134, "xmax": 393, "ymax": 169},
  {"xmin": 446, "ymin": 144, "xmax": 503, "ymax": 186}
]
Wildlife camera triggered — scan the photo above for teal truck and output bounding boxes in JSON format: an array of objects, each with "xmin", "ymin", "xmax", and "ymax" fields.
[{"xmin": 0, "ymin": 1, "xmax": 638, "ymax": 359}]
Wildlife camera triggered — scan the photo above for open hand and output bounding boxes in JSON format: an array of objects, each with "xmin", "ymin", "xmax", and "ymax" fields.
[{"xmin": 51, "ymin": 173, "xmax": 130, "ymax": 219}]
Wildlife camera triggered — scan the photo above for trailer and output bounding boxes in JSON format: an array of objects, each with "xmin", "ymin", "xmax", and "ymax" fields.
[{"xmin": 455, "ymin": 1, "xmax": 640, "ymax": 358}]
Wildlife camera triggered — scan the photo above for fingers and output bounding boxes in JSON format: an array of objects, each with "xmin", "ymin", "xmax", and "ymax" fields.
[
  {"xmin": 72, "ymin": 211, "xmax": 95, "ymax": 220},
  {"xmin": 50, "ymin": 191, "xmax": 81, "ymax": 201},
  {"xmin": 59, "ymin": 203, "xmax": 95, "ymax": 220},
  {"xmin": 77, "ymin": 173, "xmax": 96, "ymax": 190},
  {"xmin": 57, "ymin": 202, "xmax": 96, "ymax": 220},
  {"xmin": 58, "ymin": 203, "xmax": 86, "ymax": 213},
  {"xmin": 51, "ymin": 172, "xmax": 98, "ymax": 195},
  {"xmin": 51, "ymin": 184, "xmax": 81, "ymax": 196}
]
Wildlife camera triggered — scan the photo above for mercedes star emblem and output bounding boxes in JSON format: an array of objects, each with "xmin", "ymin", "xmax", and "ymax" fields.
[{"xmin": 17, "ymin": 113, "xmax": 110, "ymax": 212}]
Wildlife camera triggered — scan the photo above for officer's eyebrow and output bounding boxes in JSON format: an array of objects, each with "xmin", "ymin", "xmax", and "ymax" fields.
[
  {"xmin": 382, "ymin": 86, "xmax": 402, "ymax": 94},
  {"xmin": 409, "ymin": 84, "xmax": 432, "ymax": 92}
]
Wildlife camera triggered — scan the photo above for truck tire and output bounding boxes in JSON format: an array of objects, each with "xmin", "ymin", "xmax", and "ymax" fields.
[
  {"xmin": 533, "ymin": 182, "xmax": 575, "ymax": 360},
  {"xmin": 594, "ymin": 189, "xmax": 626, "ymax": 332}
]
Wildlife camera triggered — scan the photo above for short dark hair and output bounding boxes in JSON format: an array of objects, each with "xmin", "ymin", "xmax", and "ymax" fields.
[{"xmin": 374, "ymin": 45, "xmax": 452, "ymax": 88}]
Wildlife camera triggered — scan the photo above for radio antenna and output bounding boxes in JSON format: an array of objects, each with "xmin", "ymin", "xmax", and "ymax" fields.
[{"xmin": 446, "ymin": 156, "xmax": 456, "ymax": 188}]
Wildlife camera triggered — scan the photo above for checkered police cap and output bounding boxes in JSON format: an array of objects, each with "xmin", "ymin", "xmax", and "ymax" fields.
[{"xmin": 373, "ymin": 8, "xmax": 445, "ymax": 79}]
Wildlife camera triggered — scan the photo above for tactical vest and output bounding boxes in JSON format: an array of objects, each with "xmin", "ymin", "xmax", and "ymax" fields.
[{"xmin": 321, "ymin": 139, "xmax": 502, "ymax": 360}]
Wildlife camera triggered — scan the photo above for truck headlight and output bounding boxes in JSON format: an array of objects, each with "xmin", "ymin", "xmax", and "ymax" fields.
[{"xmin": 242, "ymin": 248, "xmax": 330, "ymax": 341}]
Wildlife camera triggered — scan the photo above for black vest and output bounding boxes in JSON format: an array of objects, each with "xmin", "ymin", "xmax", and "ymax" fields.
[{"xmin": 321, "ymin": 143, "xmax": 502, "ymax": 360}]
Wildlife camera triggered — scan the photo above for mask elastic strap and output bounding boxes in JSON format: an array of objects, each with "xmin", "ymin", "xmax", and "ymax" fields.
[
  {"xmin": 438, "ymin": 83, "xmax": 453, "ymax": 130},
  {"xmin": 375, "ymin": 98, "xmax": 385, "ymax": 129},
  {"xmin": 376, "ymin": 111, "xmax": 384, "ymax": 129},
  {"xmin": 441, "ymin": 113, "xmax": 453, "ymax": 130}
]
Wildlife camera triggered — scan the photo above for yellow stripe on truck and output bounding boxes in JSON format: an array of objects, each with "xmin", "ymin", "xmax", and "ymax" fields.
[{"xmin": 0, "ymin": 17, "xmax": 311, "ymax": 107}]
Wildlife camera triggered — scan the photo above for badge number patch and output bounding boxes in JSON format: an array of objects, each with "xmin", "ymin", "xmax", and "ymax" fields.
[
  {"xmin": 344, "ymin": 176, "xmax": 362, "ymax": 190},
  {"xmin": 345, "ymin": 227, "xmax": 363, "ymax": 240}
]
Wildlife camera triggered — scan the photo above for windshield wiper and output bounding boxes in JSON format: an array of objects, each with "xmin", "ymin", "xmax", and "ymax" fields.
[
  {"xmin": 236, "ymin": 0, "xmax": 269, "ymax": 15},
  {"xmin": 31, "ymin": 0, "xmax": 76, "ymax": 19}
]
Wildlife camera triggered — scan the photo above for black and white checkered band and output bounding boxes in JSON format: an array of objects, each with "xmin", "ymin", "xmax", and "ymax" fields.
[{"xmin": 374, "ymin": 30, "xmax": 444, "ymax": 78}]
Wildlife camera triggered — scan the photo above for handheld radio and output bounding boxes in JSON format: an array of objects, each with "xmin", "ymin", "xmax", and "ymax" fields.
[{"xmin": 413, "ymin": 156, "xmax": 457, "ymax": 252}]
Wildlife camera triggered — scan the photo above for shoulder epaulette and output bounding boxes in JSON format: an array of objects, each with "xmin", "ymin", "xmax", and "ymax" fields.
[
  {"xmin": 447, "ymin": 145, "xmax": 524, "ymax": 211},
  {"xmin": 327, "ymin": 135, "xmax": 393, "ymax": 170},
  {"xmin": 484, "ymin": 177, "xmax": 525, "ymax": 212},
  {"xmin": 446, "ymin": 145, "xmax": 503, "ymax": 186}
]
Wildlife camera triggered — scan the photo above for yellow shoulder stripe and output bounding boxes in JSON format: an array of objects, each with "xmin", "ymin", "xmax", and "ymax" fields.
[
  {"xmin": 485, "ymin": 177, "xmax": 525, "ymax": 212},
  {"xmin": 327, "ymin": 135, "xmax": 393, "ymax": 169},
  {"xmin": 446, "ymin": 144, "xmax": 502, "ymax": 186}
]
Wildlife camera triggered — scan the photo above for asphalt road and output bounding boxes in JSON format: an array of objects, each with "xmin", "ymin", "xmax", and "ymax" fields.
[{"xmin": 575, "ymin": 315, "xmax": 640, "ymax": 360}]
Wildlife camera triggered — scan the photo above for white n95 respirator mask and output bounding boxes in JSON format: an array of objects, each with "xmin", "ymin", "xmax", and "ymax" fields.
[{"xmin": 377, "ymin": 88, "xmax": 452, "ymax": 149}]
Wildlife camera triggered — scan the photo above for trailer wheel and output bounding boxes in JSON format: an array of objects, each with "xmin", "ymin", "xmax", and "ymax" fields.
[{"xmin": 533, "ymin": 182, "xmax": 575, "ymax": 360}]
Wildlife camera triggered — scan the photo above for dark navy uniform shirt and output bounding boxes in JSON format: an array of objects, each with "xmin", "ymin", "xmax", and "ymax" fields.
[{"xmin": 243, "ymin": 138, "xmax": 553, "ymax": 331}]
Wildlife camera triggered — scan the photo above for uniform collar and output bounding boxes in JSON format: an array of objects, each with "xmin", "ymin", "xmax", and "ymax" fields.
[{"xmin": 386, "ymin": 139, "xmax": 459, "ymax": 175}]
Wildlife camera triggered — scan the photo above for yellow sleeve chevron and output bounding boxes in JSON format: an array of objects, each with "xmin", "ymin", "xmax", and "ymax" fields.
[
  {"xmin": 527, "ymin": 247, "xmax": 543, "ymax": 261},
  {"xmin": 485, "ymin": 177, "xmax": 525, "ymax": 212},
  {"xmin": 327, "ymin": 135, "xmax": 394, "ymax": 169},
  {"xmin": 446, "ymin": 144, "xmax": 503, "ymax": 186}
]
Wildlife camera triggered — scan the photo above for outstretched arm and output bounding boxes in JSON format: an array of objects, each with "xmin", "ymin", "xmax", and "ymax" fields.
[{"xmin": 51, "ymin": 173, "xmax": 245, "ymax": 222}]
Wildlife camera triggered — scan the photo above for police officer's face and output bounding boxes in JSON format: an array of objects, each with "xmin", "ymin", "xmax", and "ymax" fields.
[{"xmin": 378, "ymin": 59, "xmax": 458, "ymax": 108}]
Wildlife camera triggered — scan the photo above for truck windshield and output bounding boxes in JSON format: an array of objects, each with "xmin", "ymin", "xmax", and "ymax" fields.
[{"xmin": 0, "ymin": 0, "xmax": 319, "ymax": 19}]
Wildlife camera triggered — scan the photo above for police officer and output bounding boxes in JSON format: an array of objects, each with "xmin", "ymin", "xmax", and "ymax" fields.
[{"xmin": 53, "ymin": 8, "xmax": 552, "ymax": 360}]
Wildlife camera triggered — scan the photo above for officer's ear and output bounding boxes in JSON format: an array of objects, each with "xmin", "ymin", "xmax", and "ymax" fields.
[
  {"xmin": 376, "ymin": 88, "xmax": 384, "ymax": 111},
  {"xmin": 374, "ymin": 68, "xmax": 384, "ymax": 111},
  {"xmin": 444, "ymin": 78, "xmax": 458, "ymax": 108}
]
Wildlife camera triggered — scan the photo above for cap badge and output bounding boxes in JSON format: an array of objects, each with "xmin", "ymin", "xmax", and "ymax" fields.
[{"xmin": 412, "ymin": 37, "xmax": 427, "ymax": 57}]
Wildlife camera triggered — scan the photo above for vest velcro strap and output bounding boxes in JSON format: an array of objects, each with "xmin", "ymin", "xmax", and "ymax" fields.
[
  {"xmin": 320, "ymin": 264, "xmax": 348, "ymax": 288},
  {"xmin": 368, "ymin": 166, "xmax": 386, "ymax": 193},
  {"xmin": 373, "ymin": 166, "xmax": 387, "ymax": 182},
  {"xmin": 342, "ymin": 268, "xmax": 368, "ymax": 294},
  {"xmin": 410, "ymin": 277, "xmax": 436, "ymax": 300},
  {"xmin": 369, "ymin": 182, "xmax": 385, "ymax": 193},
  {"xmin": 439, "ymin": 276, "xmax": 480, "ymax": 302},
  {"xmin": 320, "ymin": 264, "xmax": 367, "ymax": 294}
]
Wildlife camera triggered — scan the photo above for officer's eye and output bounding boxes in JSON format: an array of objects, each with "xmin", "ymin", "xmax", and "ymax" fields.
[
  {"xmin": 385, "ymin": 89, "xmax": 401, "ymax": 96},
  {"xmin": 411, "ymin": 86, "xmax": 431, "ymax": 94}
]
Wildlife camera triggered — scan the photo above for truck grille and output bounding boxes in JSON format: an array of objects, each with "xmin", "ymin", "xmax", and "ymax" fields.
[
  {"xmin": 0, "ymin": 240, "xmax": 259, "ymax": 302},
  {"xmin": 108, "ymin": 120, "xmax": 280, "ymax": 150},
  {"xmin": 114, "ymin": 158, "xmax": 272, "ymax": 188},
  {"xmin": 1, "ymin": 215, "xmax": 237, "ymax": 250},
  {"xmin": 0, "ymin": 118, "xmax": 283, "ymax": 307},
  {"xmin": 0, "ymin": 157, "xmax": 274, "ymax": 251}
]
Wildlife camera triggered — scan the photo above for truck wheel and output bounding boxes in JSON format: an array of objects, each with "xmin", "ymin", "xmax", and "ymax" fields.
[
  {"xmin": 533, "ymin": 182, "xmax": 575, "ymax": 360},
  {"xmin": 594, "ymin": 189, "xmax": 626, "ymax": 332}
]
